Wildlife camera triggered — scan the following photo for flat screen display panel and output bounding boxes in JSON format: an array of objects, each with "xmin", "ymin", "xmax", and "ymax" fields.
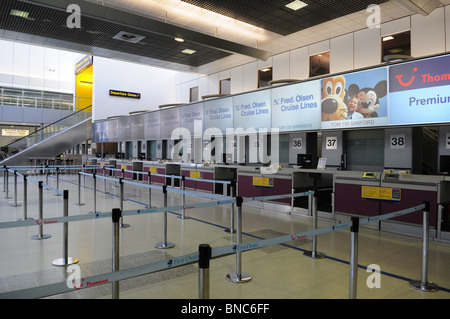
[
  {"xmin": 321, "ymin": 67, "xmax": 388, "ymax": 129},
  {"xmin": 389, "ymin": 54, "xmax": 450, "ymax": 125},
  {"xmin": 271, "ymin": 80, "xmax": 321, "ymax": 132}
]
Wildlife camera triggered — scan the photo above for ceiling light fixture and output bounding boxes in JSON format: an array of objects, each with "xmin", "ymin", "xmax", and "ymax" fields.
[
  {"xmin": 182, "ymin": 49, "xmax": 196, "ymax": 54},
  {"xmin": 383, "ymin": 36, "xmax": 395, "ymax": 41},
  {"xmin": 285, "ymin": 0, "xmax": 308, "ymax": 11},
  {"xmin": 260, "ymin": 68, "xmax": 272, "ymax": 72},
  {"xmin": 174, "ymin": 37, "xmax": 184, "ymax": 42},
  {"xmin": 10, "ymin": 9, "xmax": 30, "ymax": 18}
]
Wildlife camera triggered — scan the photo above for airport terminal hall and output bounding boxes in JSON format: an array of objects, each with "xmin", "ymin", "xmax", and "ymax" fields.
[{"xmin": 2, "ymin": 0, "xmax": 450, "ymax": 305}]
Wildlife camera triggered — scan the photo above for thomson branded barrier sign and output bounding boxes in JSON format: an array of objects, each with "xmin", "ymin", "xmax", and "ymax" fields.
[
  {"xmin": 233, "ymin": 90, "xmax": 271, "ymax": 131},
  {"xmin": 271, "ymin": 80, "xmax": 321, "ymax": 132},
  {"xmin": 389, "ymin": 54, "xmax": 450, "ymax": 125},
  {"xmin": 321, "ymin": 68, "xmax": 388, "ymax": 130}
]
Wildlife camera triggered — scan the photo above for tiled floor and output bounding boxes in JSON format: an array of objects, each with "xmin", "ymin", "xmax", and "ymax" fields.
[{"xmin": 0, "ymin": 171, "xmax": 450, "ymax": 300}]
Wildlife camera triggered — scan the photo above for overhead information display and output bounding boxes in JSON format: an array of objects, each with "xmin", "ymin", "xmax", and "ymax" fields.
[
  {"xmin": 389, "ymin": 54, "xmax": 450, "ymax": 125},
  {"xmin": 203, "ymin": 97, "xmax": 233, "ymax": 133},
  {"xmin": 271, "ymin": 80, "xmax": 321, "ymax": 132},
  {"xmin": 180, "ymin": 102, "xmax": 203, "ymax": 137},
  {"xmin": 321, "ymin": 67, "xmax": 388, "ymax": 129},
  {"xmin": 160, "ymin": 107, "xmax": 180, "ymax": 139},
  {"xmin": 144, "ymin": 111, "xmax": 161, "ymax": 140},
  {"xmin": 233, "ymin": 89, "xmax": 271, "ymax": 131}
]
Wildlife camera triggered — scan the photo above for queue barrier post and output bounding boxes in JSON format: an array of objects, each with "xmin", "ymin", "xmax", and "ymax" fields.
[
  {"xmin": 19, "ymin": 175, "xmax": 32, "ymax": 221},
  {"xmin": 30, "ymin": 181, "xmax": 51, "ymax": 240},
  {"xmin": 4, "ymin": 168, "xmax": 11, "ymax": 199},
  {"xmin": 225, "ymin": 180, "xmax": 236, "ymax": 234},
  {"xmin": 178, "ymin": 176, "xmax": 190, "ymax": 220},
  {"xmin": 119, "ymin": 178, "xmax": 130, "ymax": 228},
  {"xmin": 75, "ymin": 171, "xmax": 85, "ymax": 206},
  {"xmin": 10, "ymin": 170, "xmax": 21, "ymax": 207},
  {"xmin": 112, "ymin": 208, "xmax": 121, "ymax": 299},
  {"xmin": 103, "ymin": 167, "xmax": 108, "ymax": 195},
  {"xmin": 349, "ymin": 217, "xmax": 359, "ymax": 299},
  {"xmin": 304, "ymin": 190, "xmax": 326, "ymax": 259},
  {"xmin": 155, "ymin": 185, "xmax": 174, "ymax": 249},
  {"xmin": 55, "ymin": 168, "xmax": 61, "ymax": 197},
  {"xmin": 226, "ymin": 196, "xmax": 252, "ymax": 283},
  {"xmin": 52, "ymin": 190, "xmax": 79, "ymax": 267},
  {"xmin": 146, "ymin": 172, "xmax": 152, "ymax": 209},
  {"xmin": 2, "ymin": 165, "xmax": 6, "ymax": 193},
  {"xmin": 198, "ymin": 244, "xmax": 211, "ymax": 299},
  {"xmin": 89, "ymin": 173, "xmax": 100, "ymax": 214},
  {"xmin": 409, "ymin": 201, "xmax": 439, "ymax": 292}
]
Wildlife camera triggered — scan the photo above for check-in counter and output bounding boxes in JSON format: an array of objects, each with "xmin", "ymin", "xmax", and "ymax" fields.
[{"xmin": 180, "ymin": 164, "xmax": 236, "ymax": 194}]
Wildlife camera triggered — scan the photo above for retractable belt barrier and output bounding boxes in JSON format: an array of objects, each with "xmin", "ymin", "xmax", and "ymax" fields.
[{"xmin": 0, "ymin": 202, "xmax": 429, "ymax": 299}]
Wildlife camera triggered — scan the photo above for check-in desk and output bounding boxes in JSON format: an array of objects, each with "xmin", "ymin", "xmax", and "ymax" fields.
[{"xmin": 180, "ymin": 164, "xmax": 236, "ymax": 194}]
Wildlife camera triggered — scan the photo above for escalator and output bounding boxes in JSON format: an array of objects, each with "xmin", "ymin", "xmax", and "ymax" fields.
[{"xmin": 0, "ymin": 106, "xmax": 92, "ymax": 167}]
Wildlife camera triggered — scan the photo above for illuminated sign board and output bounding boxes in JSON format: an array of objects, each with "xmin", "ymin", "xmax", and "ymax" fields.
[
  {"xmin": 389, "ymin": 54, "xmax": 450, "ymax": 125},
  {"xmin": 180, "ymin": 102, "xmax": 203, "ymax": 137},
  {"xmin": 109, "ymin": 89, "xmax": 141, "ymax": 99},
  {"xmin": 271, "ymin": 80, "xmax": 321, "ymax": 132},
  {"xmin": 160, "ymin": 107, "xmax": 180, "ymax": 139},
  {"xmin": 75, "ymin": 55, "xmax": 93, "ymax": 75},
  {"xmin": 233, "ymin": 89, "xmax": 271, "ymax": 131},
  {"xmin": 2, "ymin": 129, "xmax": 29, "ymax": 137},
  {"xmin": 321, "ymin": 67, "xmax": 388, "ymax": 129},
  {"xmin": 203, "ymin": 97, "xmax": 233, "ymax": 133}
]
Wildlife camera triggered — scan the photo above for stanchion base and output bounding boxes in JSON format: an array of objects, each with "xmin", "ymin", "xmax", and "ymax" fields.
[
  {"xmin": 226, "ymin": 273, "xmax": 252, "ymax": 283},
  {"xmin": 89, "ymin": 211, "xmax": 101, "ymax": 214},
  {"xmin": 178, "ymin": 215, "xmax": 190, "ymax": 220},
  {"xmin": 4, "ymin": 196, "xmax": 12, "ymax": 199},
  {"xmin": 120, "ymin": 223, "xmax": 130, "ymax": 228},
  {"xmin": 155, "ymin": 242, "xmax": 175, "ymax": 249},
  {"xmin": 9, "ymin": 202, "xmax": 22, "ymax": 207},
  {"xmin": 54, "ymin": 193, "xmax": 62, "ymax": 197},
  {"xmin": 74, "ymin": 203, "xmax": 85, "ymax": 206},
  {"xmin": 409, "ymin": 280, "xmax": 439, "ymax": 292},
  {"xmin": 18, "ymin": 217, "xmax": 33, "ymax": 221},
  {"xmin": 52, "ymin": 257, "xmax": 79, "ymax": 267},
  {"xmin": 224, "ymin": 228, "xmax": 235, "ymax": 234},
  {"xmin": 30, "ymin": 234, "xmax": 51, "ymax": 240},
  {"xmin": 303, "ymin": 251, "xmax": 327, "ymax": 259}
]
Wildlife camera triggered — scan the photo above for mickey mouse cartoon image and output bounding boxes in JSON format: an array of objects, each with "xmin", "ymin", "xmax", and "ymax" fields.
[
  {"xmin": 347, "ymin": 81, "xmax": 387, "ymax": 118},
  {"xmin": 321, "ymin": 75, "xmax": 348, "ymax": 121}
]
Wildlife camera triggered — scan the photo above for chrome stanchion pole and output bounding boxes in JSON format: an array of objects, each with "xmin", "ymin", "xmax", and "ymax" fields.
[
  {"xmin": 119, "ymin": 178, "xmax": 129, "ymax": 228},
  {"xmin": 155, "ymin": 185, "xmax": 174, "ymax": 249},
  {"xmin": 75, "ymin": 171, "xmax": 85, "ymax": 206},
  {"xmin": 30, "ymin": 181, "xmax": 51, "ymax": 240},
  {"xmin": 178, "ymin": 176, "xmax": 190, "ymax": 220},
  {"xmin": 103, "ymin": 167, "xmax": 108, "ymax": 194},
  {"xmin": 89, "ymin": 173, "xmax": 99, "ymax": 214},
  {"xmin": 304, "ymin": 190, "xmax": 326, "ymax": 259},
  {"xmin": 225, "ymin": 181, "xmax": 236, "ymax": 234},
  {"xmin": 112, "ymin": 208, "xmax": 121, "ymax": 299},
  {"xmin": 10, "ymin": 170, "xmax": 21, "ymax": 207},
  {"xmin": 198, "ymin": 244, "xmax": 211, "ymax": 299},
  {"xmin": 55, "ymin": 167, "xmax": 61, "ymax": 196},
  {"xmin": 53, "ymin": 190, "xmax": 79, "ymax": 266},
  {"xmin": 146, "ymin": 172, "xmax": 152, "ymax": 209},
  {"xmin": 4, "ymin": 168, "xmax": 11, "ymax": 199},
  {"xmin": 349, "ymin": 217, "xmax": 359, "ymax": 299},
  {"xmin": 19, "ymin": 175, "xmax": 32, "ymax": 221},
  {"xmin": 2, "ymin": 166, "xmax": 6, "ymax": 193},
  {"xmin": 410, "ymin": 201, "xmax": 439, "ymax": 292},
  {"xmin": 226, "ymin": 196, "xmax": 251, "ymax": 283}
]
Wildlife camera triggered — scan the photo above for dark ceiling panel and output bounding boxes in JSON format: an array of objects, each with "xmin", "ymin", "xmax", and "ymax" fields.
[
  {"xmin": 181, "ymin": 0, "xmax": 389, "ymax": 36},
  {"xmin": 0, "ymin": 0, "xmax": 232, "ymax": 67}
]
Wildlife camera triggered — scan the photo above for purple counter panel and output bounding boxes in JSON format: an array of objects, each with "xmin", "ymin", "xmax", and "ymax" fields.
[
  {"xmin": 196, "ymin": 172, "xmax": 214, "ymax": 192},
  {"xmin": 380, "ymin": 189, "xmax": 437, "ymax": 227},
  {"xmin": 151, "ymin": 168, "xmax": 166, "ymax": 184},
  {"xmin": 262, "ymin": 178, "xmax": 291, "ymax": 204},
  {"xmin": 116, "ymin": 164, "xmax": 123, "ymax": 178},
  {"xmin": 334, "ymin": 183, "xmax": 380, "ymax": 217},
  {"xmin": 125, "ymin": 165, "xmax": 133, "ymax": 179},
  {"xmin": 181, "ymin": 170, "xmax": 196, "ymax": 189},
  {"xmin": 142, "ymin": 167, "xmax": 149, "ymax": 182},
  {"xmin": 237, "ymin": 175, "xmax": 263, "ymax": 198}
]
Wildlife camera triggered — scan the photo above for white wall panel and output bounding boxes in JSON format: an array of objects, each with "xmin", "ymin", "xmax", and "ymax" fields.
[
  {"xmin": 309, "ymin": 40, "xmax": 330, "ymax": 56},
  {"xmin": 230, "ymin": 66, "xmax": 244, "ymax": 94},
  {"xmin": 13, "ymin": 42, "xmax": 29, "ymax": 76},
  {"xmin": 273, "ymin": 51, "xmax": 290, "ymax": 80},
  {"xmin": 381, "ymin": 16, "xmax": 410, "ymax": 37},
  {"xmin": 0, "ymin": 40, "xmax": 14, "ymax": 75},
  {"xmin": 411, "ymin": 7, "xmax": 445, "ymax": 57},
  {"xmin": 353, "ymin": 27, "xmax": 381, "ymax": 69},
  {"xmin": 44, "ymin": 48, "xmax": 59, "ymax": 80},
  {"xmin": 289, "ymin": 46, "xmax": 309, "ymax": 80},
  {"xmin": 330, "ymin": 33, "xmax": 353, "ymax": 74},
  {"xmin": 243, "ymin": 61, "xmax": 257, "ymax": 92},
  {"xmin": 207, "ymin": 73, "xmax": 219, "ymax": 95},
  {"xmin": 28, "ymin": 46, "xmax": 45, "ymax": 79}
]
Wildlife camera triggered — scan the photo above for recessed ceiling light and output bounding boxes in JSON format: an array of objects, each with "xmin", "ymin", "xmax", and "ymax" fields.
[
  {"xmin": 285, "ymin": 0, "xmax": 308, "ymax": 11},
  {"xmin": 182, "ymin": 49, "xmax": 196, "ymax": 54},
  {"xmin": 174, "ymin": 37, "xmax": 185, "ymax": 42},
  {"xmin": 260, "ymin": 68, "xmax": 272, "ymax": 72},
  {"xmin": 10, "ymin": 9, "xmax": 29, "ymax": 18},
  {"xmin": 113, "ymin": 31, "xmax": 145, "ymax": 43},
  {"xmin": 383, "ymin": 36, "xmax": 395, "ymax": 42}
]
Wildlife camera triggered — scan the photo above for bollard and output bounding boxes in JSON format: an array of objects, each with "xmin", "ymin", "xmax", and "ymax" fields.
[
  {"xmin": 30, "ymin": 181, "xmax": 51, "ymax": 240},
  {"xmin": 18, "ymin": 175, "xmax": 32, "ymax": 221},
  {"xmin": 349, "ymin": 217, "xmax": 359, "ymax": 299},
  {"xmin": 409, "ymin": 201, "xmax": 439, "ymax": 292},
  {"xmin": 10, "ymin": 170, "xmax": 21, "ymax": 207},
  {"xmin": 146, "ymin": 172, "xmax": 152, "ymax": 209},
  {"xmin": 155, "ymin": 185, "xmax": 174, "ymax": 249},
  {"xmin": 52, "ymin": 190, "xmax": 79, "ymax": 266},
  {"xmin": 304, "ymin": 191, "xmax": 326, "ymax": 259},
  {"xmin": 178, "ymin": 176, "xmax": 190, "ymax": 220},
  {"xmin": 198, "ymin": 244, "xmax": 212, "ymax": 299},
  {"xmin": 225, "ymin": 181, "xmax": 236, "ymax": 234},
  {"xmin": 112, "ymin": 208, "xmax": 121, "ymax": 299},
  {"xmin": 119, "ymin": 178, "xmax": 130, "ymax": 228},
  {"xmin": 75, "ymin": 171, "xmax": 85, "ymax": 206},
  {"xmin": 226, "ymin": 196, "xmax": 251, "ymax": 283}
]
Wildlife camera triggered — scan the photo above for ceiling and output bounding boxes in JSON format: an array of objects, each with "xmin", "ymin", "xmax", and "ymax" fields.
[{"xmin": 0, "ymin": 0, "xmax": 440, "ymax": 74}]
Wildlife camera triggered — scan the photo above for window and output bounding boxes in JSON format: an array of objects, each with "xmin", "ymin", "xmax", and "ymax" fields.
[
  {"xmin": 220, "ymin": 78, "xmax": 231, "ymax": 94},
  {"xmin": 258, "ymin": 67, "xmax": 272, "ymax": 88},
  {"xmin": 190, "ymin": 86, "xmax": 198, "ymax": 102},
  {"xmin": 382, "ymin": 31, "xmax": 411, "ymax": 62},
  {"xmin": 309, "ymin": 52, "xmax": 330, "ymax": 77}
]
